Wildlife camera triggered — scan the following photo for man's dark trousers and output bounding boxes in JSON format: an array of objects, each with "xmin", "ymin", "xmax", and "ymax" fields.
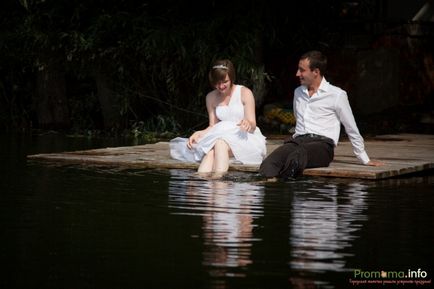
[{"xmin": 259, "ymin": 134, "xmax": 335, "ymax": 179}]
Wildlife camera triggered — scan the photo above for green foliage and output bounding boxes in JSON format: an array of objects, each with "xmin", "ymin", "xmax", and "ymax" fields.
[
  {"xmin": 1, "ymin": 0, "xmax": 276, "ymax": 133},
  {"xmin": 129, "ymin": 115, "xmax": 181, "ymax": 142},
  {"xmin": 5, "ymin": 0, "xmax": 396, "ymax": 134}
]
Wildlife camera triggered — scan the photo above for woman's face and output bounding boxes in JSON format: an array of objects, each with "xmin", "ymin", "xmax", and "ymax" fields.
[{"xmin": 215, "ymin": 74, "xmax": 232, "ymax": 94}]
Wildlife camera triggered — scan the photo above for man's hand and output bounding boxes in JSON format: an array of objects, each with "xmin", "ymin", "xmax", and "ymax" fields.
[{"xmin": 366, "ymin": 160, "xmax": 385, "ymax": 166}]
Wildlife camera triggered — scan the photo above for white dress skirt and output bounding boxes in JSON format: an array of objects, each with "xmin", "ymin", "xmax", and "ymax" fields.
[{"xmin": 169, "ymin": 85, "xmax": 266, "ymax": 165}]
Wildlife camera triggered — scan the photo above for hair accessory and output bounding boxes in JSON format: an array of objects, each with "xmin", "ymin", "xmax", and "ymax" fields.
[{"xmin": 212, "ymin": 64, "xmax": 228, "ymax": 70}]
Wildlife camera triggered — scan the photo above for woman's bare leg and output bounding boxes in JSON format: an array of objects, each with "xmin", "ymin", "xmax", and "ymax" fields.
[
  {"xmin": 198, "ymin": 149, "xmax": 215, "ymax": 173},
  {"xmin": 213, "ymin": 139, "xmax": 231, "ymax": 173}
]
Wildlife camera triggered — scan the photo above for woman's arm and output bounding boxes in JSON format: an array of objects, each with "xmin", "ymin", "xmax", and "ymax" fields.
[
  {"xmin": 187, "ymin": 91, "xmax": 218, "ymax": 148},
  {"xmin": 239, "ymin": 86, "xmax": 257, "ymax": 133},
  {"xmin": 206, "ymin": 91, "xmax": 219, "ymax": 127}
]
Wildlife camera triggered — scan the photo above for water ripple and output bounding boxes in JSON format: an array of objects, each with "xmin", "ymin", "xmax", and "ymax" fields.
[
  {"xmin": 289, "ymin": 182, "xmax": 369, "ymax": 273},
  {"xmin": 168, "ymin": 171, "xmax": 265, "ymax": 276}
]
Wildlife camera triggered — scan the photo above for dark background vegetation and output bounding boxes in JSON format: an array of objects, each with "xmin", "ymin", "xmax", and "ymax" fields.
[{"xmin": 1, "ymin": 0, "xmax": 433, "ymax": 138}]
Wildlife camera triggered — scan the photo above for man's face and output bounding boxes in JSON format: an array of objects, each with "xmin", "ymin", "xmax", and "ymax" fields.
[{"xmin": 296, "ymin": 58, "xmax": 318, "ymax": 87}]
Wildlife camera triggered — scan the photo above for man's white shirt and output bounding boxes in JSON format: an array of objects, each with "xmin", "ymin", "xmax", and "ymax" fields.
[{"xmin": 293, "ymin": 77, "xmax": 370, "ymax": 164}]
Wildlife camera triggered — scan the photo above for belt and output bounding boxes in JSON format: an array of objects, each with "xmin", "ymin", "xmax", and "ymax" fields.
[
  {"xmin": 296, "ymin": 133, "xmax": 334, "ymax": 143},
  {"xmin": 296, "ymin": 133, "xmax": 327, "ymax": 139}
]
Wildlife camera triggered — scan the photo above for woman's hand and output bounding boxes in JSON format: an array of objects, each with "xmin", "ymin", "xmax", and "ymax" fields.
[
  {"xmin": 238, "ymin": 119, "xmax": 253, "ymax": 133},
  {"xmin": 187, "ymin": 131, "xmax": 202, "ymax": 149}
]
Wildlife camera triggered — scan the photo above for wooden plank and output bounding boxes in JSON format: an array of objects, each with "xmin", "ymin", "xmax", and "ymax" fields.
[
  {"xmin": 303, "ymin": 134, "xmax": 434, "ymax": 179},
  {"xmin": 27, "ymin": 134, "xmax": 434, "ymax": 179}
]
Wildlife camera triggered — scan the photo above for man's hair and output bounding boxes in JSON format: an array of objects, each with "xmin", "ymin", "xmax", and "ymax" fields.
[{"xmin": 300, "ymin": 50, "xmax": 327, "ymax": 76}]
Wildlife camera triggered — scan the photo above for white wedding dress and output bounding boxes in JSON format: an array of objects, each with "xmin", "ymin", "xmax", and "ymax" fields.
[{"xmin": 169, "ymin": 85, "xmax": 266, "ymax": 165}]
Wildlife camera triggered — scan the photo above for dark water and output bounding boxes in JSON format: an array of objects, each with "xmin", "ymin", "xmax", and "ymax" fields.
[{"xmin": 1, "ymin": 133, "xmax": 433, "ymax": 289}]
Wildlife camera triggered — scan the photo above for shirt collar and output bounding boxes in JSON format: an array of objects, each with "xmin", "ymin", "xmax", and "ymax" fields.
[
  {"xmin": 318, "ymin": 77, "xmax": 330, "ymax": 93},
  {"xmin": 302, "ymin": 77, "xmax": 330, "ymax": 96}
]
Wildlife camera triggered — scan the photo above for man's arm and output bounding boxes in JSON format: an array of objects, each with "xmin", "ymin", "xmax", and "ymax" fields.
[
  {"xmin": 335, "ymin": 92, "xmax": 370, "ymax": 164},
  {"xmin": 335, "ymin": 92, "xmax": 384, "ymax": 166}
]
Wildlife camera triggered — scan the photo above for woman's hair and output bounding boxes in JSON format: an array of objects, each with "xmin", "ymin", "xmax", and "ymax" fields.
[
  {"xmin": 300, "ymin": 50, "xmax": 327, "ymax": 76},
  {"xmin": 208, "ymin": 59, "xmax": 236, "ymax": 87}
]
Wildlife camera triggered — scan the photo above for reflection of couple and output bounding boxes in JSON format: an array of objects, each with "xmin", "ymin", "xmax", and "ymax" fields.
[
  {"xmin": 168, "ymin": 174, "xmax": 264, "ymax": 278},
  {"xmin": 289, "ymin": 182, "xmax": 369, "ymax": 288},
  {"xmin": 169, "ymin": 172, "xmax": 370, "ymax": 288}
]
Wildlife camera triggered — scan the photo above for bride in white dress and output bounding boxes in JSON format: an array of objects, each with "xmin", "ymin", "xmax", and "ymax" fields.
[{"xmin": 170, "ymin": 59, "xmax": 266, "ymax": 173}]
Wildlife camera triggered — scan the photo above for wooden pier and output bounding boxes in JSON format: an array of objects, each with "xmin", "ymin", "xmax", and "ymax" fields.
[{"xmin": 27, "ymin": 133, "xmax": 434, "ymax": 179}]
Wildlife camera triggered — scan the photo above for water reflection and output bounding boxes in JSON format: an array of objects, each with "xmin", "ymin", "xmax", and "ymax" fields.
[
  {"xmin": 168, "ymin": 171, "xmax": 264, "ymax": 281},
  {"xmin": 290, "ymin": 181, "xmax": 368, "ymax": 273},
  {"xmin": 168, "ymin": 172, "xmax": 373, "ymax": 288},
  {"xmin": 2, "ymin": 133, "xmax": 433, "ymax": 289}
]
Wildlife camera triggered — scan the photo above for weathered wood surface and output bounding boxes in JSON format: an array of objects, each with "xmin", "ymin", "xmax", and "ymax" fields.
[{"xmin": 27, "ymin": 134, "xmax": 434, "ymax": 179}]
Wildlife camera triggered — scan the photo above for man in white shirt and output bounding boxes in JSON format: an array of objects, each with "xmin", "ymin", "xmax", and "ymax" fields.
[{"xmin": 259, "ymin": 50, "xmax": 383, "ymax": 179}]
